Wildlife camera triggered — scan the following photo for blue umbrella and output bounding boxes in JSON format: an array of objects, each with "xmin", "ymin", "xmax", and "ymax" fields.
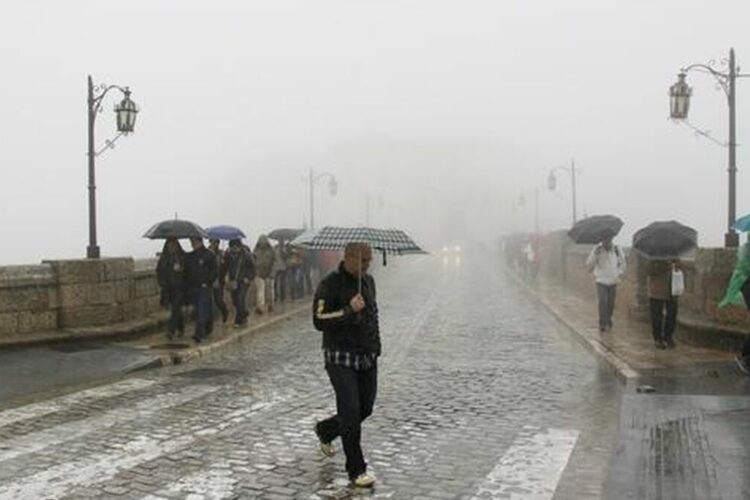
[
  {"xmin": 734, "ymin": 214, "xmax": 750, "ymax": 232},
  {"xmin": 205, "ymin": 225, "xmax": 246, "ymax": 241}
]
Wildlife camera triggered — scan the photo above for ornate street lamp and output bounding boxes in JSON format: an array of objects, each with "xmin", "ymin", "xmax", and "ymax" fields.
[
  {"xmin": 115, "ymin": 89, "xmax": 138, "ymax": 134},
  {"xmin": 86, "ymin": 75, "xmax": 139, "ymax": 258},
  {"xmin": 308, "ymin": 168, "xmax": 338, "ymax": 229},
  {"xmin": 669, "ymin": 73, "xmax": 692, "ymax": 120},
  {"xmin": 669, "ymin": 48, "xmax": 749, "ymax": 247},
  {"xmin": 547, "ymin": 159, "xmax": 578, "ymax": 225}
]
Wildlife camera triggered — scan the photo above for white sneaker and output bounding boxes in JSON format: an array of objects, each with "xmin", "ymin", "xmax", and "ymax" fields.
[
  {"xmin": 314, "ymin": 425, "xmax": 336, "ymax": 457},
  {"xmin": 319, "ymin": 441, "xmax": 336, "ymax": 458},
  {"xmin": 351, "ymin": 473, "xmax": 375, "ymax": 488}
]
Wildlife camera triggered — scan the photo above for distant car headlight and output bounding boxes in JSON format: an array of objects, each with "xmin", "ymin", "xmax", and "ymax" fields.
[
  {"xmin": 454, "ymin": 245, "xmax": 461, "ymax": 253},
  {"xmin": 442, "ymin": 246, "xmax": 449, "ymax": 253}
]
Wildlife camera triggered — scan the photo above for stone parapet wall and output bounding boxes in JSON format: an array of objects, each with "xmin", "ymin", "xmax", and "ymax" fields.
[{"xmin": 0, "ymin": 257, "xmax": 160, "ymax": 338}]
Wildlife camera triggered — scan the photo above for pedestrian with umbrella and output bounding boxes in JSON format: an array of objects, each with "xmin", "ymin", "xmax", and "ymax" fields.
[
  {"xmin": 226, "ymin": 238, "xmax": 255, "ymax": 327},
  {"xmin": 185, "ymin": 237, "xmax": 218, "ymax": 343},
  {"xmin": 144, "ymin": 218, "xmax": 210, "ymax": 340},
  {"xmin": 206, "ymin": 226, "xmax": 247, "ymax": 324},
  {"xmin": 208, "ymin": 239, "xmax": 229, "ymax": 324},
  {"xmin": 633, "ymin": 221, "xmax": 696, "ymax": 350},
  {"xmin": 156, "ymin": 238, "xmax": 187, "ymax": 340},
  {"xmin": 573, "ymin": 216, "xmax": 626, "ymax": 333},
  {"xmin": 302, "ymin": 227, "xmax": 425, "ymax": 488},
  {"xmin": 252, "ymin": 235, "xmax": 275, "ymax": 315},
  {"xmin": 718, "ymin": 214, "xmax": 750, "ymax": 374}
]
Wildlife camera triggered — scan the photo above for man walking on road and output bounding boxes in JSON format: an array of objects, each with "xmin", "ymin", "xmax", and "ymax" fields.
[
  {"xmin": 586, "ymin": 235, "xmax": 626, "ymax": 332},
  {"xmin": 313, "ymin": 242, "xmax": 379, "ymax": 488}
]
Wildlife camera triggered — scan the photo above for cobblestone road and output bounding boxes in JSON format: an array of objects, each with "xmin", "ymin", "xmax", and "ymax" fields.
[{"xmin": 0, "ymin": 255, "xmax": 621, "ymax": 499}]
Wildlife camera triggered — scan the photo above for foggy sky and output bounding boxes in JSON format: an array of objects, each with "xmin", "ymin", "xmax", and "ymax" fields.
[{"xmin": 1, "ymin": 0, "xmax": 749, "ymax": 265}]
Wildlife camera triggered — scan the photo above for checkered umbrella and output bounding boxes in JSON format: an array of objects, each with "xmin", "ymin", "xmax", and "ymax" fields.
[
  {"xmin": 291, "ymin": 226, "xmax": 426, "ymax": 256},
  {"xmin": 292, "ymin": 226, "xmax": 426, "ymax": 293}
]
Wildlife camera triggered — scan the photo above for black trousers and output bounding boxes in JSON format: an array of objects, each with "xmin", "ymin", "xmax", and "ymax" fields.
[
  {"xmin": 596, "ymin": 283, "xmax": 617, "ymax": 329},
  {"xmin": 231, "ymin": 281, "xmax": 249, "ymax": 325},
  {"xmin": 317, "ymin": 363, "xmax": 378, "ymax": 479},
  {"xmin": 167, "ymin": 290, "xmax": 185, "ymax": 336},
  {"xmin": 649, "ymin": 298, "xmax": 678, "ymax": 342},
  {"xmin": 193, "ymin": 286, "xmax": 214, "ymax": 340}
]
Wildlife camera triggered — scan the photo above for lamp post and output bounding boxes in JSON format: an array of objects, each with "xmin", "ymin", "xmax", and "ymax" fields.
[
  {"xmin": 308, "ymin": 168, "xmax": 337, "ymax": 229},
  {"xmin": 86, "ymin": 75, "xmax": 138, "ymax": 258},
  {"xmin": 547, "ymin": 158, "xmax": 578, "ymax": 225},
  {"xmin": 669, "ymin": 48, "xmax": 749, "ymax": 247}
]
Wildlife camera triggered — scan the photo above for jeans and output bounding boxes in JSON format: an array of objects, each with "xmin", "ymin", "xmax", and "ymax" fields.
[
  {"xmin": 230, "ymin": 280, "xmax": 249, "ymax": 325},
  {"xmin": 316, "ymin": 363, "xmax": 378, "ymax": 479},
  {"xmin": 596, "ymin": 283, "xmax": 617, "ymax": 330},
  {"xmin": 193, "ymin": 286, "xmax": 214, "ymax": 340},
  {"xmin": 649, "ymin": 298, "xmax": 678, "ymax": 342}
]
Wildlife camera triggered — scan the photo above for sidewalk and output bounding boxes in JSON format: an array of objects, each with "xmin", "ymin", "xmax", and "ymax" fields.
[
  {"xmin": 514, "ymin": 274, "xmax": 734, "ymax": 381},
  {"xmin": 115, "ymin": 299, "xmax": 309, "ymax": 367},
  {"xmin": 0, "ymin": 300, "xmax": 309, "ymax": 406}
]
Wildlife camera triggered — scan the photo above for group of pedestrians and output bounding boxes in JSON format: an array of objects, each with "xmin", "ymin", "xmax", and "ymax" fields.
[
  {"xmin": 586, "ymin": 236, "xmax": 684, "ymax": 350},
  {"xmin": 156, "ymin": 234, "xmax": 315, "ymax": 343}
]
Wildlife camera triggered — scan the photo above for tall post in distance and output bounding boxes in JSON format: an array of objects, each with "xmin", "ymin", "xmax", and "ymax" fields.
[
  {"xmin": 571, "ymin": 158, "xmax": 578, "ymax": 225},
  {"xmin": 726, "ymin": 48, "xmax": 739, "ymax": 247}
]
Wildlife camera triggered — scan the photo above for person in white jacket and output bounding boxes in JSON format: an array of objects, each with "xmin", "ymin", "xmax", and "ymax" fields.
[{"xmin": 585, "ymin": 236, "xmax": 626, "ymax": 332}]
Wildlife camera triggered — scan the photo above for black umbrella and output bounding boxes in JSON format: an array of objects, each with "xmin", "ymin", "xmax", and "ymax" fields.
[
  {"xmin": 632, "ymin": 221, "xmax": 697, "ymax": 259},
  {"xmin": 143, "ymin": 219, "xmax": 209, "ymax": 239},
  {"xmin": 267, "ymin": 228, "xmax": 305, "ymax": 241},
  {"xmin": 568, "ymin": 215, "xmax": 624, "ymax": 244}
]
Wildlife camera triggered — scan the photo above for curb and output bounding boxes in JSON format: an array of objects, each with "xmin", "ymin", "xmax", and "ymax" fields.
[
  {"xmin": 0, "ymin": 313, "xmax": 168, "ymax": 351},
  {"xmin": 149, "ymin": 304, "xmax": 309, "ymax": 368},
  {"xmin": 508, "ymin": 271, "xmax": 640, "ymax": 383}
]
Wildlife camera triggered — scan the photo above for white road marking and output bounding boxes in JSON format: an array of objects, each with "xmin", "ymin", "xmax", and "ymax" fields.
[
  {"xmin": 0, "ymin": 378, "xmax": 155, "ymax": 428},
  {"xmin": 472, "ymin": 427, "xmax": 579, "ymax": 500},
  {"xmin": 0, "ymin": 384, "xmax": 219, "ymax": 463},
  {"xmin": 0, "ymin": 396, "xmax": 285, "ymax": 500}
]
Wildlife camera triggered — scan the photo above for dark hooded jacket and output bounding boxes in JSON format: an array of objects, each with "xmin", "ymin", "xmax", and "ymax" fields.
[{"xmin": 312, "ymin": 262, "xmax": 380, "ymax": 355}]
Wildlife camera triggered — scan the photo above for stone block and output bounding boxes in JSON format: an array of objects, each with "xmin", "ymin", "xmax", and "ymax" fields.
[
  {"xmin": 0, "ymin": 286, "xmax": 51, "ymax": 313},
  {"xmin": 86, "ymin": 283, "xmax": 117, "ymax": 305},
  {"xmin": 0, "ymin": 313, "xmax": 18, "ymax": 335},
  {"xmin": 58, "ymin": 284, "xmax": 88, "ymax": 308},
  {"xmin": 122, "ymin": 298, "xmax": 147, "ymax": 320},
  {"xmin": 45, "ymin": 259, "xmax": 104, "ymax": 285},
  {"xmin": 102, "ymin": 258, "xmax": 135, "ymax": 281},
  {"xmin": 113, "ymin": 280, "xmax": 134, "ymax": 302},
  {"xmin": 59, "ymin": 304, "xmax": 123, "ymax": 328},
  {"xmin": 16, "ymin": 311, "xmax": 57, "ymax": 333},
  {"xmin": 134, "ymin": 276, "xmax": 159, "ymax": 298}
]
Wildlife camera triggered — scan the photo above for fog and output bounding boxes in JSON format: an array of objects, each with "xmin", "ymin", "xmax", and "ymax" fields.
[{"xmin": 1, "ymin": 0, "xmax": 749, "ymax": 265}]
